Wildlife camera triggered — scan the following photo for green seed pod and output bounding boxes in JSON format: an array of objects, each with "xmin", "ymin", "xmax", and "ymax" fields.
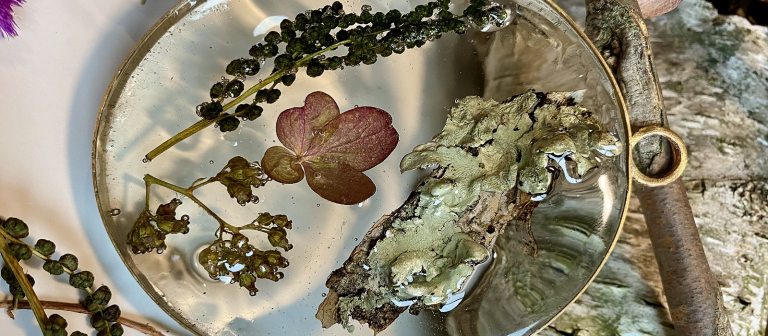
[
  {"xmin": 8, "ymin": 243, "xmax": 32, "ymax": 260},
  {"xmin": 43, "ymin": 260, "xmax": 65, "ymax": 275},
  {"xmin": 102, "ymin": 304, "xmax": 121, "ymax": 322},
  {"xmin": 90, "ymin": 312, "xmax": 109, "ymax": 331},
  {"xmin": 272, "ymin": 214, "xmax": 292, "ymax": 229},
  {"xmin": 58, "ymin": 254, "xmax": 79, "ymax": 271},
  {"xmin": 2, "ymin": 217, "xmax": 29, "ymax": 238},
  {"xmin": 306, "ymin": 60, "xmax": 325, "ymax": 77},
  {"xmin": 225, "ymin": 58, "xmax": 244, "ymax": 76},
  {"xmin": 34, "ymin": 239, "xmax": 56, "ymax": 257},
  {"xmin": 69, "ymin": 271, "xmax": 94, "ymax": 289},
  {"xmin": 280, "ymin": 74, "xmax": 296, "ymax": 86},
  {"xmin": 264, "ymin": 31, "xmax": 281, "ymax": 43},
  {"xmin": 110, "ymin": 323, "xmax": 125, "ymax": 336},
  {"xmin": 209, "ymin": 81, "xmax": 227, "ymax": 99},
  {"xmin": 71, "ymin": 331, "xmax": 88, "ymax": 336},
  {"xmin": 216, "ymin": 115, "xmax": 240, "ymax": 132},
  {"xmin": 49, "ymin": 314, "xmax": 68, "ymax": 328},
  {"xmin": 1, "ymin": 265, "xmax": 16, "ymax": 283},
  {"xmin": 266, "ymin": 89, "xmax": 281, "ymax": 104},
  {"xmin": 9, "ymin": 274, "xmax": 34, "ymax": 299},
  {"xmin": 225, "ymin": 80, "xmax": 245, "ymax": 98},
  {"xmin": 83, "ymin": 285, "xmax": 112, "ymax": 312}
]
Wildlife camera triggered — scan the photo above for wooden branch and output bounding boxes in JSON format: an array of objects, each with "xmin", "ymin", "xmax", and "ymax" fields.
[{"xmin": 1, "ymin": 299, "xmax": 166, "ymax": 336}]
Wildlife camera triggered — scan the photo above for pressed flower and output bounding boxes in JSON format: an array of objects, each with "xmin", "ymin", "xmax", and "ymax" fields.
[
  {"xmin": 261, "ymin": 91, "xmax": 399, "ymax": 205},
  {"xmin": 0, "ymin": 0, "xmax": 25, "ymax": 38}
]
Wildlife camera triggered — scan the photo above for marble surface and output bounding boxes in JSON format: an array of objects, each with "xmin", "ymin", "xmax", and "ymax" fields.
[{"xmin": 0, "ymin": 1, "xmax": 187, "ymax": 335}]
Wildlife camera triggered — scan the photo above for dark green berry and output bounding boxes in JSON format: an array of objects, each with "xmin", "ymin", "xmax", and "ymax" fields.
[
  {"xmin": 264, "ymin": 31, "xmax": 281, "ymax": 43},
  {"xmin": 1, "ymin": 265, "xmax": 15, "ymax": 282},
  {"xmin": 196, "ymin": 101, "xmax": 223, "ymax": 120},
  {"xmin": 326, "ymin": 56, "xmax": 344, "ymax": 70},
  {"xmin": 49, "ymin": 314, "xmax": 68, "ymax": 328},
  {"xmin": 71, "ymin": 332, "xmax": 88, "ymax": 336},
  {"xmin": 225, "ymin": 80, "xmax": 245, "ymax": 97},
  {"xmin": 90, "ymin": 313, "xmax": 109, "ymax": 331},
  {"xmin": 263, "ymin": 43, "xmax": 279, "ymax": 57},
  {"xmin": 83, "ymin": 285, "xmax": 112, "ymax": 312},
  {"xmin": 358, "ymin": 11, "xmax": 373, "ymax": 24},
  {"xmin": 43, "ymin": 260, "xmax": 65, "ymax": 275},
  {"xmin": 2, "ymin": 217, "xmax": 29, "ymax": 238},
  {"xmin": 331, "ymin": 1, "xmax": 343, "ymax": 13},
  {"xmin": 294, "ymin": 13, "xmax": 309, "ymax": 30},
  {"xmin": 102, "ymin": 305, "xmax": 121, "ymax": 322},
  {"xmin": 336, "ymin": 29, "xmax": 350, "ymax": 41},
  {"xmin": 9, "ymin": 243, "xmax": 32, "ymax": 260},
  {"xmin": 58, "ymin": 254, "xmax": 78, "ymax": 271},
  {"xmin": 386, "ymin": 9, "xmax": 402, "ymax": 23},
  {"xmin": 69, "ymin": 271, "xmax": 94, "ymax": 289},
  {"xmin": 281, "ymin": 74, "xmax": 296, "ymax": 86},
  {"xmin": 249, "ymin": 43, "xmax": 266, "ymax": 58},
  {"xmin": 216, "ymin": 115, "xmax": 240, "ymax": 132},
  {"xmin": 254, "ymin": 89, "xmax": 269, "ymax": 103},
  {"xmin": 306, "ymin": 60, "xmax": 325, "ymax": 77},
  {"xmin": 274, "ymin": 54, "xmax": 294, "ymax": 70},
  {"xmin": 110, "ymin": 323, "xmax": 124, "ymax": 336},
  {"xmin": 281, "ymin": 29, "xmax": 297, "ymax": 42},
  {"xmin": 280, "ymin": 19, "xmax": 294, "ymax": 32},
  {"xmin": 310, "ymin": 10, "xmax": 323, "ymax": 23},
  {"xmin": 209, "ymin": 82, "xmax": 226, "ymax": 99},
  {"xmin": 241, "ymin": 59, "xmax": 260, "ymax": 76},
  {"xmin": 225, "ymin": 59, "xmax": 243, "ymax": 76},
  {"xmin": 266, "ymin": 89, "xmax": 281, "ymax": 104},
  {"xmin": 235, "ymin": 104, "xmax": 263, "ymax": 121},
  {"xmin": 362, "ymin": 52, "xmax": 377, "ymax": 65}
]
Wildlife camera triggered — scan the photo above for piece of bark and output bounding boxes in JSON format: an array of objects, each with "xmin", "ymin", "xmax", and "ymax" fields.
[
  {"xmin": 316, "ymin": 92, "xmax": 621, "ymax": 333},
  {"xmin": 535, "ymin": 0, "xmax": 768, "ymax": 335}
]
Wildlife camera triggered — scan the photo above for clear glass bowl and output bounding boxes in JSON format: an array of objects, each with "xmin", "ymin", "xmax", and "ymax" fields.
[{"xmin": 92, "ymin": 0, "xmax": 630, "ymax": 335}]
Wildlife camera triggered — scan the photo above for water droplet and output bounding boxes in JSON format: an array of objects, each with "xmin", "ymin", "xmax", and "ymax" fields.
[
  {"xmin": 321, "ymin": 293, "xmax": 327, "ymax": 297},
  {"xmin": 472, "ymin": 3, "xmax": 514, "ymax": 33},
  {"xmin": 250, "ymin": 195, "xmax": 260, "ymax": 204},
  {"xmin": 232, "ymin": 141, "xmax": 239, "ymax": 147},
  {"xmin": 354, "ymin": 238, "xmax": 358, "ymax": 242},
  {"xmin": 109, "ymin": 208, "xmax": 121, "ymax": 216},
  {"xmin": 142, "ymin": 157, "xmax": 150, "ymax": 163},
  {"xmin": 316, "ymin": 204, "xmax": 321, "ymax": 207},
  {"xmin": 361, "ymin": 4, "xmax": 372, "ymax": 11},
  {"xmin": 209, "ymin": 160, "xmax": 215, "ymax": 164}
]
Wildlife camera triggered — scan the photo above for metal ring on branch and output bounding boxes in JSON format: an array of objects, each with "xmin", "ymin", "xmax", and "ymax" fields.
[{"xmin": 630, "ymin": 125, "xmax": 688, "ymax": 186}]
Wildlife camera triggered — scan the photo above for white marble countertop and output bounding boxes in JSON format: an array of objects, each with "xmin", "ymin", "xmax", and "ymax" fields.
[{"xmin": 0, "ymin": 1, "xmax": 188, "ymax": 334}]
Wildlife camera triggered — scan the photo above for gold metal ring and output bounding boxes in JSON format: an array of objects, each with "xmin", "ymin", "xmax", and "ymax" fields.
[{"xmin": 630, "ymin": 126, "xmax": 688, "ymax": 186}]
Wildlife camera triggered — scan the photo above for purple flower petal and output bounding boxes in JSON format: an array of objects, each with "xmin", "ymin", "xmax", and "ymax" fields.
[{"xmin": 1, "ymin": 0, "xmax": 26, "ymax": 38}]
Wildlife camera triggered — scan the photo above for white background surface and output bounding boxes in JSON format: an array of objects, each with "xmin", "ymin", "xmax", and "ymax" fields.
[{"xmin": 0, "ymin": 0, "xmax": 189, "ymax": 335}]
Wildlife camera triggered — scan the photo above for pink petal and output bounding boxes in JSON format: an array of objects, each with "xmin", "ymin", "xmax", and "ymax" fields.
[
  {"xmin": 261, "ymin": 146, "xmax": 304, "ymax": 184},
  {"xmin": 276, "ymin": 91, "xmax": 340, "ymax": 155},
  {"xmin": 305, "ymin": 107, "xmax": 399, "ymax": 171},
  {"xmin": 303, "ymin": 160, "xmax": 376, "ymax": 205}
]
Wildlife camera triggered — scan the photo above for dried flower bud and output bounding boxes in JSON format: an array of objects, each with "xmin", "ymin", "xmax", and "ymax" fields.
[
  {"xmin": 58, "ymin": 254, "xmax": 79, "ymax": 271},
  {"xmin": 69, "ymin": 271, "xmax": 94, "ymax": 289},
  {"xmin": 34, "ymin": 239, "xmax": 56, "ymax": 257}
]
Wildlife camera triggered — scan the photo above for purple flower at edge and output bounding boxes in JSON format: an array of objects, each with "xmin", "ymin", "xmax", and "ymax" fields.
[{"xmin": 1, "ymin": 0, "xmax": 26, "ymax": 38}]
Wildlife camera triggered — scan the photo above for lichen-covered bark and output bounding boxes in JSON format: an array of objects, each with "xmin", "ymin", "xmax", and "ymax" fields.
[
  {"xmin": 316, "ymin": 92, "xmax": 620, "ymax": 333},
  {"xmin": 540, "ymin": 0, "xmax": 768, "ymax": 335}
]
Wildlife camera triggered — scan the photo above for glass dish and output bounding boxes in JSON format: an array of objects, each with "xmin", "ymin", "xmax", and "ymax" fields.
[{"xmin": 92, "ymin": 0, "xmax": 630, "ymax": 335}]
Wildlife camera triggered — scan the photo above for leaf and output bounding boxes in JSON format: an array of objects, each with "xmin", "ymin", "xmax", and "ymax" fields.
[
  {"xmin": 276, "ymin": 91, "xmax": 340, "ymax": 155},
  {"xmin": 262, "ymin": 146, "xmax": 304, "ymax": 184},
  {"xmin": 305, "ymin": 107, "xmax": 399, "ymax": 171},
  {"xmin": 262, "ymin": 91, "xmax": 399, "ymax": 204},
  {"xmin": 304, "ymin": 160, "xmax": 376, "ymax": 205}
]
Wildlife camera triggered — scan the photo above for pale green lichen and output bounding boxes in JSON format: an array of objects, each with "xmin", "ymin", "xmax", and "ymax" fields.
[{"xmin": 327, "ymin": 91, "xmax": 621, "ymax": 330}]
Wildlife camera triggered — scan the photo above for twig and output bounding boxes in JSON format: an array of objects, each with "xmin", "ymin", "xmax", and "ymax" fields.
[{"xmin": 1, "ymin": 300, "xmax": 165, "ymax": 336}]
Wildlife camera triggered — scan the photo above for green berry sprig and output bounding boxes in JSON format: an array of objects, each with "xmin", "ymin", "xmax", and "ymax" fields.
[
  {"xmin": 144, "ymin": 0, "xmax": 511, "ymax": 161},
  {"xmin": 0, "ymin": 217, "xmax": 163, "ymax": 336},
  {"xmin": 127, "ymin": 156, "xmax": 294, "ymax": 295}
]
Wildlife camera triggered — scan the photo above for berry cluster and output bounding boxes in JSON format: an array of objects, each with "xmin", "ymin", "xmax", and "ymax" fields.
[
  {"xmin": 197, "ymin": 213, "xmax": 293, "ymax": 296},
  {"xmin": 1, "ymin": 218, "xmax": 124, "ymax": 336},
  {"xmin": 194, "ymin": 0, "xmax": 508, "ymax": 133}
]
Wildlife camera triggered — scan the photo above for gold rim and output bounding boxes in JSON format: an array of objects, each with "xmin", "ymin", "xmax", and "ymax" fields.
[
  {"xmin": 528, "ymin": 0, "xmax": 633, "ymax": 334},
  {"xmin": 92, "ymin": 1, "xmax": 207, "ymax": 335},
  {"xmin": 629, "ymin": 126, "xmax": 688, "ymax": 186},
  {"xmin": 90, "ymin": 1, "xmax": 633, "ymax": 335}
]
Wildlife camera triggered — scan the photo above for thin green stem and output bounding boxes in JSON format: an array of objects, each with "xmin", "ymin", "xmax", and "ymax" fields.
[
  {"xmin": 143, "ymin": 174, "xmax": 241, "ymax": 234},
  {"xmin": 0, "ymin": 234, "xmax": 49, "ymax": 332},
  {"xmin": 142, "ymin": 33, "xmax": 373, "ymax": 162}
]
